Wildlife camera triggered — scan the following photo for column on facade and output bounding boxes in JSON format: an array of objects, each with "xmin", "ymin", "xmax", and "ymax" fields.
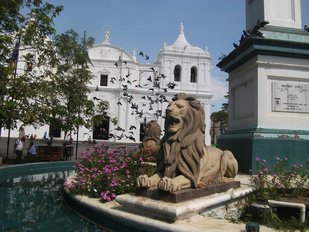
[
  {"xmin": 203, "ymin": 101, "xmax": 211, "ymax": 145},
  {"xmin": 169, "ymin": 60, "xmax": 172, "ymax": 82},
  {"xmin": 183, "ymin": 61, "xmax": 188, "ymax": 88},
  {"xmin": 197, "ymin": 63, "xmax": 206, "ymax": 91},
  {"xmin": 165, "ymin": 60, "xmax": 171, "ymax": 87},
  {"xmin": 115, "ymin": 93, "xmax": 126, "ymax": 140},
  {"xmin": 205, "ymin": 62, "xmax": 211, "ymax": 92}
]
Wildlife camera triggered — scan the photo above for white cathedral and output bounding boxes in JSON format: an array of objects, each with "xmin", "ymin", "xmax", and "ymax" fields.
[{"xmin": 4, "ymin": 23, "xmax": 213, "ymax": 145}]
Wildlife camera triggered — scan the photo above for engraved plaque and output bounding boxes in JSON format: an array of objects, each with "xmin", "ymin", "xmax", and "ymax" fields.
[{"xmin": 272, "ymin": 81, "xmax": 309, "ymax": 113}]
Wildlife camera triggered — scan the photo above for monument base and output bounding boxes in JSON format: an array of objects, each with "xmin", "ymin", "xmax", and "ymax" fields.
[
  {"xmin": 218, "ymin": 128, "xmax": 309, "ymax": 173},
  {"xmin": 116, "ymin": 185, "xmax": 252, "ymax": 222},
  {"xmin": 135, "ymin": 181, "xmax": 240, "ymax": 203}
]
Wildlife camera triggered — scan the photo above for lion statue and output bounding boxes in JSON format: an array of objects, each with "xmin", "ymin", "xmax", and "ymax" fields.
[
  {"xmin": 141, "ymin": 120, "xmax": 161, "ymax": 162},
  {"xmin": 137, "ymin": 92, "xmax": 238, "ymax": 193}
]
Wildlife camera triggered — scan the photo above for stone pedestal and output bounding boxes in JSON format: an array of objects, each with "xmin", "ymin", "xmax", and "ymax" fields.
[
  {"xmin": 135, "ymin": 181, "xmax": 240, "ymax": 203},
  {"xmin": 246, "ymin": 0, "xmax": 301, "ymax": 30},
  {"xmin": 116, "ymin": 185, "xmax": 252, "ymax": 222},
  {"xmin": 217, "ymin": 25, "xmax": 309, "ymax": 173}
]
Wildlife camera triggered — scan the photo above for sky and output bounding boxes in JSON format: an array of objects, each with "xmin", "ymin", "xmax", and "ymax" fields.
[{"xmin": 48, "ymin": 0, "xmax": 309, "ymax": 112}]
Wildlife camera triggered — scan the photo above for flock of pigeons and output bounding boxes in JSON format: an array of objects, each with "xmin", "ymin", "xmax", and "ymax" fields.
[
  {"xmin": 220, "ymin": 20, "xmax": 309, "ymax": 60},
  {"xmin": 94, "ymin": 52, "xmax": 177, "ymax": 142}
]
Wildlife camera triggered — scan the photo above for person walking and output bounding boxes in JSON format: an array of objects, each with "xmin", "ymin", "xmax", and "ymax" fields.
[{"xmin": 15, "ymin": 136, "xmax": 25, "ymax": 163}]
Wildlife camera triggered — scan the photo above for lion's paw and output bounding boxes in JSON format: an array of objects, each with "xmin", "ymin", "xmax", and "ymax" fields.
[
  {"xmin": 158, "ymin": 177, "xmax": 182, "ymax": 193},
  {"xmin": 136, "ymin": 175, "xmax": 151, "ymax": 188},
  {"xmin": 136, "ymin": 174, "xmax": 160, "ymax": 188}
]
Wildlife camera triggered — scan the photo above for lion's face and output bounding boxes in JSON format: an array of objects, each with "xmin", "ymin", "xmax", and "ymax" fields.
[{"xmin": 165, "ymin": 99, "xmax": 189, "ymax": 133}]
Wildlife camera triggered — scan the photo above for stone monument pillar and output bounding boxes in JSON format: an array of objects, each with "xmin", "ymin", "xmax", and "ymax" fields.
[
  {"xmin": 217, "ymin": 0, "xmax": 309, "ymax": 172},
  {"xmin": 246, "ymin": 0, "xmax": 302, "ymax": 29}
]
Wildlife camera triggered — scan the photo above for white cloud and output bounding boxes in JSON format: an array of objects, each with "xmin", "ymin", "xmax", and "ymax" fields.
[{"xmin": 210, "ymin": 76, "xmax": 228, "ymax": 111}]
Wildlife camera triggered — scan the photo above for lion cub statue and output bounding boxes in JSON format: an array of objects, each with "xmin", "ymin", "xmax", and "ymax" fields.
[
  {"xmin": 137, "ymin": 92, "xmax": 238, "ymax": 193},
  {"xmin": 141, "ymin": 120, "xmax": 161, "ymax": 162}
]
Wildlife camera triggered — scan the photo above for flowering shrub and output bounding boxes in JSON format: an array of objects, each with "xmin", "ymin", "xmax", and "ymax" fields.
[
  {"xmin": 64, "ymin": 144, "xmax": 154, "ymax": 202},
  {"xmin": 250, "ymin": 156, "xmax": 309, "ymax": 200}
]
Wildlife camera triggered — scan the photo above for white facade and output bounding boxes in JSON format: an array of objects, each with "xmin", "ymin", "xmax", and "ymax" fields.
[{"xmin": 3, "ymin": 24, "xmax": 213, "ymax": 145}]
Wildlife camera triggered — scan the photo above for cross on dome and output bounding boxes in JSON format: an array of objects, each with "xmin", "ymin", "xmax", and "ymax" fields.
[
  {"xmin": 172, "ymin": 22, "xmax": 191, "ymax": 48},
  {"xmin": 103, "ymin": 31, "xmax": 110, "ymax": 44},
  {"xmin": 180, "ymin": 22, "xmax": 184, "ymax": 34}
]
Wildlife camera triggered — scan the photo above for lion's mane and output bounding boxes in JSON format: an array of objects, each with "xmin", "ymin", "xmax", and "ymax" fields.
[{"xmin": 156, "ymin": 93, "xmax": 206, "ymax": 188}]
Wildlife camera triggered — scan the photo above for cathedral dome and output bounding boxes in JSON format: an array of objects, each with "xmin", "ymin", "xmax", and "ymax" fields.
[
  {"xmin": 88, "ymin": 30, "xmax": 134, "ymax": 62},
  {"xmin": 158, "ymin": 23, "xmax": 210, "ymax": 58}
]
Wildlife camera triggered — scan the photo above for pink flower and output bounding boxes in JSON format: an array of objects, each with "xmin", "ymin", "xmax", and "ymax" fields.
[
  {"xmin": 120, "ymin": 162, "xmax": 127, "ymax": 168},
  {"xmin": 103, "ymin": 167, "xmax": 111, "ymax": 175},
  {"xmin": 109, "ymin": 179, "xmax": 119, "ymax": 187}
]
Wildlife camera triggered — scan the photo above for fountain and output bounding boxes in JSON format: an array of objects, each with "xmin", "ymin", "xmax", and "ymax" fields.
[
  {"xmin": 0, "ymin": 161, "xmax": 103, "ymax": 231},
  {"xmin": 64, "ymin": 93, "xmax": 255, "ymax": 231}
]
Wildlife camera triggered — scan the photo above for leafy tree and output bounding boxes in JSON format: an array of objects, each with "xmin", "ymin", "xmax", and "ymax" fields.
[
  {"xmin": 0, "ymin": 0, "xmax": 63, "ymax": 136},
  {"xmin": 211, "ymin": 93, "xmax": 228, "ymax": 125},
  {"xmin": 211, "ymin": 110, "xmax": 227, "ymax": 124},
  {"xmin": 48, "ymin": 29, "xmax": 109, "ymax": 142},
  {"xmin": 0, "ymin": 1, "xmax": 108, "ymax": 143}
]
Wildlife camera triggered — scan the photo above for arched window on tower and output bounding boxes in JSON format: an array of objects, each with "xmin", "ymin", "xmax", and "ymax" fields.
[
  {"xmin": 190, "ymin": 66, "xmax": 197, "ymax": 83},
  {"xmin": 174, "ymin": 65, "xmax": 181, "ymax": 82}
]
